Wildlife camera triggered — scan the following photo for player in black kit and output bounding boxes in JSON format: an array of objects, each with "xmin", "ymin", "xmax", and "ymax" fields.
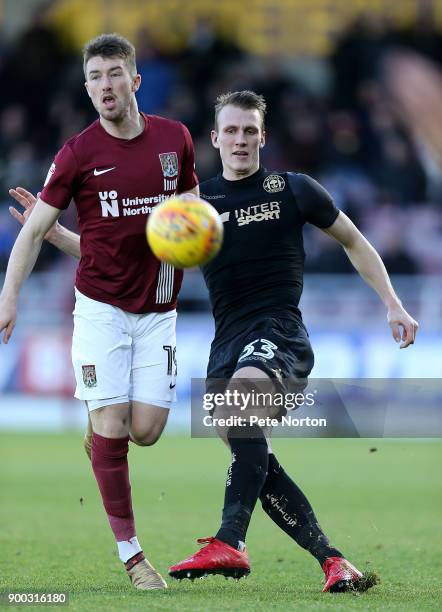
[{"xmin": 169, "ymin": 91, "xmax": 418, "ymax": 592}]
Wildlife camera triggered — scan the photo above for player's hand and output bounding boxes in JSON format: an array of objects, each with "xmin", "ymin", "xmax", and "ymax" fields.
[
  {"xmin": 9, "ymin": 187, "xmax": 59, "ymax": 242},
  {"xmin": 0, "ymin": 297, "xmax": 17, "ymax": 344},
  {"xmin": 387, "ymin": 303, "xmax": 419, "ymax": 349},
  {"xmin": 9, "ymin": 187, "xmax": 38, "ymax": 224}
]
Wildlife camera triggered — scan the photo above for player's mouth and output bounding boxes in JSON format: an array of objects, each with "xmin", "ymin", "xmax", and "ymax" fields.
[
  {"xmin": 233, "ymin": 151, "xmax": 248, "ymax": 158},
  {"xmin": 102, "ymin": 95, "xmax": 116, "ymax": 109}
]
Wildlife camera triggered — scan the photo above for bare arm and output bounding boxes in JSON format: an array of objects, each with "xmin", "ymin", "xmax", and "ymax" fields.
[
  {"xmin": 0, "ymin": 199, "xmax": 62, "ymax": 342},
  {"xmin": 47, "ymin": 224, "xmax": 81, "ymax": 259},
  {"xmin": 9, "ymin": 188, "xmax": 81, "ymax": 259},
  {"xmin": 323, "ymin": 211, "xmax": 419, "ymax": 348},
  {"xmin": 179, "ymin": 185, "xmax": 200, "ymax": 197}
]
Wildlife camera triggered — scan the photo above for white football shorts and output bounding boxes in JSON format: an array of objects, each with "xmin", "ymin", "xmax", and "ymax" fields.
[{"xmin": 72, "ymin": 288, "xmax": 177, "ymax": 411}]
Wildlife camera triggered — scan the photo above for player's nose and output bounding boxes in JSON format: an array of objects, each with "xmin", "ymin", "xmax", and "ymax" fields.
[
  {"xmin": 101, "ymin": 75, "xmax": 112, "ymax": 90},
  {"xmin": 235, "ymin": 134, "xmax": 247, "ymax": 146}
]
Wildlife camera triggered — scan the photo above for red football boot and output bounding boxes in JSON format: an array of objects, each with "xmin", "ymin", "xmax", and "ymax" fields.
[
  {"xmin": 322, "ymin": 556, "xmax": 363, "ymax": 592},
  {"xmin": 169, "ymin": 537, "xmax": 250, "ymax": 580}
]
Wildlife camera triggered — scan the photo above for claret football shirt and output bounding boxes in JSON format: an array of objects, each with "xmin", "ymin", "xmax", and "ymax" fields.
[{"xmin": 40, "ymin": 113, "xmax": 198, "ymax": 313}]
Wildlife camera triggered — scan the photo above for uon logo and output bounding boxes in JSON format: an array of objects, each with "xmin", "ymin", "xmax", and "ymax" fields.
[{"xmin": 99, "ymin": 190, "xmax": 119, "ymax": 217}]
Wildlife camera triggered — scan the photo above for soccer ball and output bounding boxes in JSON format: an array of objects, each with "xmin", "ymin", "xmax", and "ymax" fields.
[{"xmin": 146, "ymin": 196, "xmax": 224, "ymax": 268}]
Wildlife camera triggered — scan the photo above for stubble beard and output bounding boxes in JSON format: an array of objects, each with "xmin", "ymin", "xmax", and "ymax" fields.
[{"xmin": 99, "ymin": 103, "xmax": 128, "ymax": 124}]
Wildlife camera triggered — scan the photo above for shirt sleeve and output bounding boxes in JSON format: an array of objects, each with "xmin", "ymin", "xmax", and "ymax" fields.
[
  {"xmin": 288, "ymin": 173, "xmax": 339, "ymax": 229},
  {"xmin": 40, "ymin": 143, "xmax": 79, "ymax": 210},
  {"xmin": 177, "ymin": 123, "xmax": 199, "ymax": 193}
]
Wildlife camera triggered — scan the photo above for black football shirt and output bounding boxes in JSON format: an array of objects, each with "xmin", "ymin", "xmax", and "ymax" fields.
[{"xmin": 200, "ymin": 167, "xmax": 339, "ymax": 341}]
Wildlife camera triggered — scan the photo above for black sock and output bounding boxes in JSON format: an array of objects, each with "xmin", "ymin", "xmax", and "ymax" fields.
[
  {"xmin": 259, "ymin": 454, "xmax": 343, "ymax": 565},
  {"xmin": 216, "ymin": 425, "xmax": 268, "ymax": 549}
]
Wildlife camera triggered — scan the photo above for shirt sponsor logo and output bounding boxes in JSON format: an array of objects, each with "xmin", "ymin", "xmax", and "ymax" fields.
[
  {"xmin": 234, "ymin": 201, "xmax": 280, "ymax": 226},
  {"xmin": 94, "ymin": 166, "xmax": 116, "ymax": 176},
  {"xmin": 98, "ymin": 190, "xmax": 171, "ymax": 217},
  {"xmin": 82, "ymin": 365, "xmax": 97, "ymax": 388},
  {"xmin": 263, "ymin": 174, "xmax": 285, "ymax": 193},
  {"xmin": 43, "ymin": 162, "xmax": 56, "ymax": 187}
]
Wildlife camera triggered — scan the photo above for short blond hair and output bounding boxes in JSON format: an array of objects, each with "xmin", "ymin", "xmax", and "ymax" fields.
[{"xmin": 214, "ymin": 90, "xmax": 266, "ymax": 130}]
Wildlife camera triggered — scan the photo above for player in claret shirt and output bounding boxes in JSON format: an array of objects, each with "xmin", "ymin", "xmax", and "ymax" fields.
[
  {"xmin": 168, "ymin": 91, "xmax": 418, "ymax": 592},
  {"xmin": 0, "ymin": 33, "xmax": 198, "ymax": 590}
]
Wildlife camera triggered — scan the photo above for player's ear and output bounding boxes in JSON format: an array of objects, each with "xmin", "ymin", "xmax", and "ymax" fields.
[
  {"xmin": 211, "ymin": 130, "xmax": 220, "ymax": 149},
  {"xmin": 260, "ymin": 130, "xmax": 266, "ymax": 148},
  {"xmin": 132, "ymin": 74, "xmax": 141, "ymax": 93},
  {"xmin": 84, "ymin": 81, "xmax": 91, "ymax": 98}
]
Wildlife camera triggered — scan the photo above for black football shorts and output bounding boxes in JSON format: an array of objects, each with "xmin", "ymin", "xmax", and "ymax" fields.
[{"xmin": 207, "ymin": 316, "xmax": 314, "ymax": 417}]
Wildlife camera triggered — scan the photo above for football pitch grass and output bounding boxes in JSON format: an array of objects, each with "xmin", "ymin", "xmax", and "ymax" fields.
[{"xmin": 0, "ymin": 433, "xmax": 440, "ymax": 611}]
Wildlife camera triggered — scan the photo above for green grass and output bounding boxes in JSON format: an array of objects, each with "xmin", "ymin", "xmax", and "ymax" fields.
[{"xmin": 0, "ymin": 433, "xmax": 441, "ymax": 610}]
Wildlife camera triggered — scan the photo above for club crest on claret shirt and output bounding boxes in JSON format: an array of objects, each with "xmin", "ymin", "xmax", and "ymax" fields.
[
  {"xmin": 159, "ymin": 152, "xmax": 179, "ymax": 191},
  {"xmin": 82, "ymin": 365, "xmax": 97, "ymax": 388}
]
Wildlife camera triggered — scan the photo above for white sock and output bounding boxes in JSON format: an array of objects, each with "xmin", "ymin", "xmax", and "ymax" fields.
[{"xmin": 117, "ymin": 536, "xmax": 142, "ymax": 563}]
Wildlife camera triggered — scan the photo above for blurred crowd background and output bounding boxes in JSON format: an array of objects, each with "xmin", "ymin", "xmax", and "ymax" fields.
[
  {"xmin": 1, "ymin": 0, "xmax": 442, "ymax": 275},
  {"xmin": 0, "ymin": 0, "xmax": 441, "ymax": 422}
]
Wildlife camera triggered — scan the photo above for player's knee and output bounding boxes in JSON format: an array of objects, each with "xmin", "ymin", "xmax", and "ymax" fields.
[{"xmin": 131, "ymin": 427, "xmax": 162, "ymax": 447}]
